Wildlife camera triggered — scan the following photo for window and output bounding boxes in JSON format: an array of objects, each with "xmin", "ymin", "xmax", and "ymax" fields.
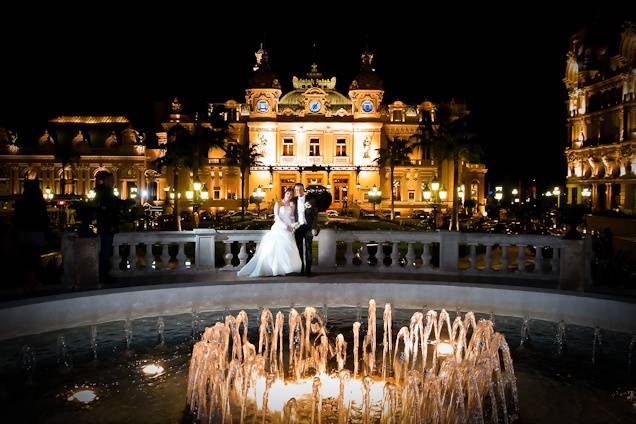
[
  {"xmin": 408, "ymin": 190, "xmax": 415, "ymax": 201},
  {"xmin": 392, "ymin": 110, "xmax": 403, "ymax": 122},
  {"xmin": 213, "ymin": 187, "xmax": 221, "ymax": 200},
  {"xmin": 282, "ymin": 138, "xmax": 294, "ymax": 156},
  {"xmin": 309, "ymin": 138, "xmax": 320, "ymax": 156},
  {"xmin": 393, "ymin": 181, "xmax": 401, "ymax": 201},
  {"xmin": 336, "ymin": 139, "xmax": 347, "ymax": 157}
]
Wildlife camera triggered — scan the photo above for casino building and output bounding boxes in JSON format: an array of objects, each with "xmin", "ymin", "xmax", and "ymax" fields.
[{"xmin": 1, "ymin": 46, "xmax": 487, "ymax": 217}]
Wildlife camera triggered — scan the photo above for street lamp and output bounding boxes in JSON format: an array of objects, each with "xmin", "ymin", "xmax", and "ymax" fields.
[
  {"xmin": 422, "ymin": 183, "xmax": 432, "ymax": 202},
  {"xmin": 581, "ymin": 187, "xmax": 591, "ymax": 206},
  {"xmin": 113, "ymin": 187, "xmax": 119, "ymax": 197},
  {"xmin": 431, "ymin": 177, "xmax": 440, "ymax": 193},
  {"xmin": 553, "ymin": 186, "xmax": 561, "ymax": 208},
  {"xmin": 512, "ymin": 188, "xmax": 518, "ymax": 196},
  {"xmin": 439, "ymin": 186, "xmax": 448, "ymax": 202},
  {"xmin": 43, "ymin": 186, "xmax": 54, "ymax": 201},
  {"xmin": 368, "ymin": 184, "xmax": 382, "ymax": 216},
  {"xmin": 87, "ymin": 189, "xmax": 96, "ymax": 201},
  {"xmin": 252, "ymin": 185, "xmax": 266, "ymax": 218},
  {"xmin": 494, "ymin": 186, "xmax": 503, "ymax": 201}
]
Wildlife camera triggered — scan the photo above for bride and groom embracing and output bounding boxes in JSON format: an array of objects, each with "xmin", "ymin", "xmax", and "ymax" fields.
[{"xmin": 237, "ymin": 183, "xmax": 319, "ymax": 278}]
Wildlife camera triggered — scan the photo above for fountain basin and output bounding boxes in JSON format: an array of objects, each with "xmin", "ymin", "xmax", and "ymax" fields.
[{"xmin": 1, "ymin": 277, "xmax": 634, "ymax": 341}]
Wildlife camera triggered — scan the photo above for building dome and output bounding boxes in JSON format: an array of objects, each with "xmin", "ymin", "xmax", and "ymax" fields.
[{"xmin": 279, "ymin": 89, "xmax": 351, "ymax": 110}]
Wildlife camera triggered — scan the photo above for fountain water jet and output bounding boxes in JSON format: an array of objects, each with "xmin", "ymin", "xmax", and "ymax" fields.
[{"xmin": 186, "ymin": 299, "xmax": 519, "ymax": 423}]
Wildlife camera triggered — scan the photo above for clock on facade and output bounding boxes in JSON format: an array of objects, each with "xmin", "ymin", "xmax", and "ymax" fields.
[
  {"xmin": 256, "ymin": 100, "xmax": 269, "ymax": 113},
  {"xmin": 361, "ymin": 100, "xmax": 374, "ymax": 113},
  {"xmin": 309, "ymin": 100, "xmax": 321, "ymax": 113}
]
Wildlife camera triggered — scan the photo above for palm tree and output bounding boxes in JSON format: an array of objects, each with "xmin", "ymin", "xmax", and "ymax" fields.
[
  {"xmin": 430, "ymin": 115, "xmax": 481, "ymax": 231},
  {"xmin": 224, "ymin": 135, "xmax": 263, "ymax": 217},
  {"xmin": 53, "ymin": 141, "xmax": 80, "ymax": 195},
  {"xmin": 154, "ymin": 112, "xmax": 229, "ymax": 230},
  {"xmin": 374, "ymin": 136, "xmax": 413, "ymax": 220}
]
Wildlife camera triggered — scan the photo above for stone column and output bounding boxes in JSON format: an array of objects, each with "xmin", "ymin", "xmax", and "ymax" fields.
[{"xmin": 605, "ymin": 183, "xmax": 613, "ymax": 210}]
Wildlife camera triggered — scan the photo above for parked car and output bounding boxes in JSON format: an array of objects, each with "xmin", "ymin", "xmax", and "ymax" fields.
[
  {"xmin": 326, "ymin": 209, "xmax": 339, "ymax": 217},
  {"xmin": 410, "ymin": 210, "xmax": 428, "ymax": 219}
]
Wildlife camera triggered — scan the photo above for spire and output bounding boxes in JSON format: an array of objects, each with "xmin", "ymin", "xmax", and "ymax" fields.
[
  {"xmin": 248, "ymin": 43, "xmax": 280, "ymax": 89},
  {"xmin": 350, "ymin": 48, "xmax": 383, "ymax": 90}
]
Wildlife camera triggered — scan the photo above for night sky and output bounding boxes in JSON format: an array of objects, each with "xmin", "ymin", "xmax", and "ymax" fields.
[{"xmin": 1, "ymin": 7, "xmax": 632, "ymax": 191}]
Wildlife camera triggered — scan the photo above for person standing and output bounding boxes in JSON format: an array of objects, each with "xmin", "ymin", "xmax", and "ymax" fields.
[
  {"xmin": 13, "ymin": 179, "xmax": 50, "ymax": 293},
  {"xmin": 94, "ymin": 172, "xmax": 119, "ymax": 283},
  {"xmin": 292, "ymin": 183, "xmax": 319, "ymax": 277}
]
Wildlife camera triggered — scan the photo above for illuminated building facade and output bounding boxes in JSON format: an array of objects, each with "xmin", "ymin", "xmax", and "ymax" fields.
[
  {"xmin": 1, "ymin": 47, "xmax": 487, "ymax": 216},
  {"xmin": 160, "ymin": 47, "xmax": 487, "ymax": 215},
  {"xmin": 564, "ymin": 22, "xmax": 636, "ymax": 212}
]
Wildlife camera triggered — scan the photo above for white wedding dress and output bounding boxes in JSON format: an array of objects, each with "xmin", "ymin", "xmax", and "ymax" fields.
[{"xmin": 237, "ymin": 203, "xmax": 302, "ymax": 277}]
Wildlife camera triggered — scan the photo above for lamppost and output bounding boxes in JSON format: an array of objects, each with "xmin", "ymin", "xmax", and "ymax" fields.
[
  {"xmin": 512, "ymin": 188, "xmax": 519, "ymax": 204},
  {"xmin": 43, "ymin": 186, "xmax": 54, "ymax": 201},
  {"xmin": 186, "ymin": 180, "xmax": 208, "ymax": 213},
  {"xmin": 268, "ymin": 165, "xmax": 274, "ymax": 190},
  {"xmin": 581, "ymin": 187, "xmax": 591, "ymax": 206},
  {"xmin": 87, "ymin": 188, "xmax": 96, "ymax": 201},
  {"xmin": 553, "ymin": 186, "xmax": 561, "ymax": 208},
  {"xmin": 252, "ymin": 185, "xmax": 266, "ymax": 218},
  {"xmin": 368, "ymin": 184, "xmax": 382, "ymax": 217}
]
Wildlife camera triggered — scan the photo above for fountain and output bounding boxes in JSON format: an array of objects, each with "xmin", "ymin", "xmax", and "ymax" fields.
[
  {"xmin": 555, "ymin": 320, "xmax": 567, "ymax": 358},
  {"xmin": 186, "ymin": 299, "xmax": 519, "ymax": 423},
  {"xmin": 89, "ymin": 325, "xmax": 98, "ymax": 359},
  {"xmin": 124, "ymin": 318, "xmax": 134, "ymax": 351}
]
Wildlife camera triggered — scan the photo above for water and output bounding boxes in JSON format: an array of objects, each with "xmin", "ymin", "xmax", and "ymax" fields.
[{"xmin": 0, "ymin": 308, "xmax": 634, "ymax": 423}]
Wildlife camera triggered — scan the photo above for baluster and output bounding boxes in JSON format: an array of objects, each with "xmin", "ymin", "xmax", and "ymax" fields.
[
  {"xmin": 390, "ymin": 241, "xmax": 401, "ymax": 268},
  {"xmin": 534, "ymin": 245, "xmax": 544, "ymax": 274},
  {"xmin": 551, "ymin": 246, "xmax": 560, "ymax": 275},
  {"xmin": 406, "ymin": 242, "xmax": 416, "ymax": 269},
  {"xmin": 361, "ymin": 241, "xmax": 371, "ymax": 267},
  {"xmin": 111, "ymin": 240, "xmax": 122, "ymax": 272},
  {"xmin": 160, "ymin": 243, "xmax": 171, "ymax": 270},
  {"xmin": 129, "ymin": 243, "xmax": 138, "ymax": 271},
  {"xmin": 223, "ymin": 241, "xmax": 234, "ymax": 269},
  {"xmin": 485, "ymin": 245, "xmax": 493, "ymax": 272},
  {"xmin": 238, "ymin": 242, "xmax": 249, "ymax": 268},
  {"xmin": 517, "ymin": 244, "xmax": 526, "ymax": 273},
  {"xmin": 344, "ymin": 241, "xmax": 354, "ymax": 268},
  {"xmin": 501, "ymin": 244, "xmax": 510, "ymax": 272},
  {"xmin": 176, "ymin": 242, "xmax": 188, "ymax": 269},
  {"xmin": 377, "ymin": 241, "xmax": 385, "ymax": 268},
  {"xmin": 421, "ymin": 242, "xmax": 432, "ymax": 268},
  {"xmin": 144, "ymin": 241, "xmax": 154, "ymax": 271},
  {"xmin": 469, "ymin": 244, "xmax": 477, "ymax": 270}
]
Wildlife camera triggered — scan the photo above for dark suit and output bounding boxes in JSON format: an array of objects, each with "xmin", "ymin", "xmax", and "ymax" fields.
[{"xmin": 292, "ymin": 195, "xmax": 319, "ymax": 275}]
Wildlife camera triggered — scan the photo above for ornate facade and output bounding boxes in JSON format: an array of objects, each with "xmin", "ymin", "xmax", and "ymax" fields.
[
  {"xmin": 159, "ymin": 47, "xmax": 487, "ymax": 215},
  {"xmin": 0, "ymin": 116, "xmax": 159, "ymax": 201},
  {"xmin": 565, "ymin": 22, "xmax": 636, "ymax": 212},
  {"xmin": 1, "ymin": 47, "xmax": 487, "ymax": 216}
]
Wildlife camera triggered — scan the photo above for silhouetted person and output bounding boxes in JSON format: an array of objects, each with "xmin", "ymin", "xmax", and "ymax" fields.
[
  {"xmin": 13, "ymin": 179, "xmax": 49, "ymax": 293},
  {"xmin": 94, "ymin": 173, "xmax": 119, "ymax": 283}
]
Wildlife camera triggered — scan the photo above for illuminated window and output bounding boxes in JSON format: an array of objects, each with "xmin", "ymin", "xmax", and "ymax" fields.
[
  {"xmin": 282, "ymin": 138, "xmax": 294, "ymax": 156},
  {"xmin": 336, "ymin": 139, "xmax": 347, "ymax": 157},
  {"xmin": 309, "ymin": 138, "xmax": 320, "ymax": 156},
  {"xmin": 408, "ymin": 190, "xmax": 415, "ymax": 201},
  {"xmin": 213, "ymin": 187, "xmax": 221, "ymax": 200},
  {"xmin": 392, "ymin": 110, "xmax": 403, "ymax": 122}
]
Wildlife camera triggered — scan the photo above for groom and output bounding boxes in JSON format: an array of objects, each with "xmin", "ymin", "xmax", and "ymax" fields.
[{"xmin": 292, "ymin": 183, "xmax": 319, "ymax": 277}]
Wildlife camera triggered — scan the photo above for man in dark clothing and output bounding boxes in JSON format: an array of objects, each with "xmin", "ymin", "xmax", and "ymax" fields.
[
  {"xmin": 94, "ymin": 173, "xmax": 119, "ymax": 283},
  {"xmin": 13, "ymin": 179, "xmax": 50, "ymax": 292},
  {"xmin": 291, "ymin": 183, "xmax": 319, "ymax": 277}
]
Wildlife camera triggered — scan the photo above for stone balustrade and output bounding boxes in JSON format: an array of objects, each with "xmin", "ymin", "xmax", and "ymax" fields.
[{"xmin": 63, "ymin": 229, "xmax": 593, "ymax": 290}]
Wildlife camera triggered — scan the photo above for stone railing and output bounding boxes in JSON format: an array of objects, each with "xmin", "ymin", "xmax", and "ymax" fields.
[{"xmin": 63, "ymin": 229, "xmax": 592, "ymax": 290}]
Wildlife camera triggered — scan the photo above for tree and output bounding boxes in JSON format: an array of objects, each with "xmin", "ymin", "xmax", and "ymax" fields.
[
  {"xmin": 154, "ymin": 111, "xmax": 229, "ymax": 230},
  {"xmin": 430, "ymin": 114, "xmax": 481, "ymax": 231},
  {"xmin": 53, "ymin": 141, "xmax": 80, "ymax": 195},
  {"xmin": 224, "ymin": 136, "xmax": 263, "ymax": 217},
  {"xmin": 374, "ymin": 136, "xmax": 413, "ymax": 220}
]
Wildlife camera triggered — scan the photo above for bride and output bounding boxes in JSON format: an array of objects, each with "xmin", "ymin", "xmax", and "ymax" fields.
[{"xmin": 237, "ymin": 188, "xmax": 302, "ymax": 277}]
